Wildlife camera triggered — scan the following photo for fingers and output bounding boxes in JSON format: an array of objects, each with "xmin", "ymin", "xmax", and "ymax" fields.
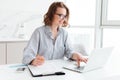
[
  {"xmin": 36, "ymin": 55, "xmax": 45, "ymax": 62},
  {"xmin": 84, "ymin": 58, "xmax": 88, "ymax": 63},
  {"xmin": 31, "ymin": 55, "xmax": 45, "ymax": 66},
  {"xmin": 76, "ymin": 55, "xmax": 88, "ymax": 66},
  {"xmin": 32, "ymin": 60, "xmax": 42, "ymax": 66},
  {"xmin": 77, "ymin": 59, "xmax": 80, "ymax": 68},
  {"xmin": 80, "ymin": 57, "xmax": 87, "ymax": 63},
  {"xmin": 32, "ymin": 59, "xmax": 44, "ymax": 66}
]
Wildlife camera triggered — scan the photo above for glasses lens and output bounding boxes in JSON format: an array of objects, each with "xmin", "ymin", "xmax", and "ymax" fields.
[{"xmin": 56, "ymin": 14, "xmax": 66, "ymax": 19}]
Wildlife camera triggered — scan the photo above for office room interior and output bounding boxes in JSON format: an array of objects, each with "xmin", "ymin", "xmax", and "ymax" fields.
[{"xmin": 0, "ymin": 0, "xmax": 120, "ymax": 80}]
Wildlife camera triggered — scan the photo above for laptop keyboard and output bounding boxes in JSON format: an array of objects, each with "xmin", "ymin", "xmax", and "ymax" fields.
[{"xmin": 74, "ymin": 66, "xmax": 85, "ymax": 71}]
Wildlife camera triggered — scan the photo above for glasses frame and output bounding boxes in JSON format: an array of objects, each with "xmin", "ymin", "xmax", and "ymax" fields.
[{"xmin": 55, "ymin": 13, "xmax": 67, "ymax": 20}]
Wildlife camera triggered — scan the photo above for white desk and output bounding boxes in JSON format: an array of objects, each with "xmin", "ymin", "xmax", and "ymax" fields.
[{"xmin": 0, "ymin": 58, "xmax": 120, "ymax": 80}]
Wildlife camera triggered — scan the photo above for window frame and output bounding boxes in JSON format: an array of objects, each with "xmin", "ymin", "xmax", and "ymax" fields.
[{"xmin": 102, "ymin": 0, "xmax": 120, "ymax": 26}]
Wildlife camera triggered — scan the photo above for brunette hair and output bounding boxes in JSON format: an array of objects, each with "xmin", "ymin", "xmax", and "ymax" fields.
[{"xmin": 44, "ymin": 2, "xmax": 69, "ymax": 27}]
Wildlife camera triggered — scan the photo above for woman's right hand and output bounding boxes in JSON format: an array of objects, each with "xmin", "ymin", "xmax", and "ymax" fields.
[{"xmin": 31, "ymin": 55, "xmax": 45, "ymax": 66}]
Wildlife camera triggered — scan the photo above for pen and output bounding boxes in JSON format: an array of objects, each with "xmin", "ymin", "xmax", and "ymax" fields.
[
  {"xmin": 41, "ymin": 72, "xmax": 65, "ymax": 76},
  {"xmin": 33, "ymin": 72, "xmax": 65, "ymax": 77}
]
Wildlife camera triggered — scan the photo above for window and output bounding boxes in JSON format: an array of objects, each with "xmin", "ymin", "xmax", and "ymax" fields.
[
  {"xmin": 65, "ymin": 0, "xmax": 96, "ymax": 53},
  {"xmin": 102, "ymin": 0, "xmax": 120, "ymax": 47},
  {"xmin": 102, "ymin": 0, "xmax": 120, "ymax": 26},
  {"xmin": 103, "ymin": 28, "xmax": 120, "ymax": 47},
  {"xmin": 66, "ymin": 0, "xmax": 96, "ymax": 26}
]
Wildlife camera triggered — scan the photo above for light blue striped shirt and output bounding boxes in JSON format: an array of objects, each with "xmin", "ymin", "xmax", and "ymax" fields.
[{"xmin": 22, "ymin": 25, "xmax": 75, "ymax": 64}]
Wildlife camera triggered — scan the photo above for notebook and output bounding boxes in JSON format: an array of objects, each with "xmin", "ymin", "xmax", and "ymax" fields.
[
  {"xmin": 63, "ymin": 47, "xmax": 113, "ymax": 73},
  {"xmin": 27, "ymin": 60, "xmax": 64, "ymax": 77}
]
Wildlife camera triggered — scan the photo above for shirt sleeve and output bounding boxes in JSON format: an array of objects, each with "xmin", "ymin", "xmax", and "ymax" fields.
[
  {"xmin": 22, "ymin": 28, "xmax": 40, "ymax": 65},
  {"xmin": 64, "ymin": 30, "xmax": 75, "ymax": 59}
]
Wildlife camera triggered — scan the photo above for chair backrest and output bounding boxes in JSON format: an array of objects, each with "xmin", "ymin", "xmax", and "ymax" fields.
[{"xmin": 65, "ymin": 28, "xmax": 91, "ymax": 56}]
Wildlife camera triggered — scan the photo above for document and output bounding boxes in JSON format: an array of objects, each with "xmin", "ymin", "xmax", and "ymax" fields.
[{"xmin": 28, "ymin": 60, "xmax": 64, "ymax": 77}]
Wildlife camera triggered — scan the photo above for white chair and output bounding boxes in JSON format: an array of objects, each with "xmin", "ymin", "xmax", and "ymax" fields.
[{"xmin": 66, "ymin": 29, "xmax": 91, "ymax": 56}]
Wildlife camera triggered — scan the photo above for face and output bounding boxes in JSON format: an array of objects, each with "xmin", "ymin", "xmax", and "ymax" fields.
[{"xmin": 52, "ymin": 7, "xmax": 67, "ymax": 27}]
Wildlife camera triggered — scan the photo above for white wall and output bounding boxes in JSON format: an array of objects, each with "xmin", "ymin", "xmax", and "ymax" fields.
[{"xmin": 0, "ymin": 0, "xmax": 65, "ymax": 38}]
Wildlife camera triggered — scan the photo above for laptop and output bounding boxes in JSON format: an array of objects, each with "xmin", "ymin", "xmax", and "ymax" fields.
[{"xmin": 63, "ymin": 47, "xmax": 113, "ymax": 73}]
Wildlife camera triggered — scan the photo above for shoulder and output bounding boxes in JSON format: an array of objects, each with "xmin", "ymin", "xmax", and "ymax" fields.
[
  {"xmin": 30, "ymin": 25, "xmax": 46, "ymax": 37},
  {"xmin": 33, "ymin": 25, "xmax": 46, "ymax": 33},
  {"xmin": 60, "ymin": 27, "xmax": 68, "ymax": 36},
  {"xmin": 34, "ymin": 25, "xmax": 45, "ymax": 31}
]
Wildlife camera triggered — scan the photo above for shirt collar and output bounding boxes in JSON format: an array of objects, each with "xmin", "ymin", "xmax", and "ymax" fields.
[
  {"xmin": 45, "ymin": 25, "xmax": 61, "ymax": 34},
  {"xmin": 44, "ymin": 25, "xmax": 62, "ymax": 39}
]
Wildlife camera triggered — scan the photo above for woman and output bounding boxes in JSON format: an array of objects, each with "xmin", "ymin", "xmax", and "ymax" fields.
[{"xmin": 22, "ymin": 2, "xmax": 87, "ymax": 66}]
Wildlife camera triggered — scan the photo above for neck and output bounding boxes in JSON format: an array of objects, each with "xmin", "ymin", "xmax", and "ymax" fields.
[
  {"xmin": 50, "ymin": 25, "xmax": 59, "ymax": 39},
  {"xmin": 50, "ymin": 24, "xmax": 59, "ymax": 31}
]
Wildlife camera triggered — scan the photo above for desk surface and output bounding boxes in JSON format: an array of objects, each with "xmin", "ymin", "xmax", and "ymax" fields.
[{"xmin": 0, "ymin": 59, "xmax": 120, "ymax": 80}]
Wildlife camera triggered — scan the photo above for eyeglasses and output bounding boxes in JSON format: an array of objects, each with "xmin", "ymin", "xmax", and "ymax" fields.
[{"xmin": 55, "ymin": 13, "xmax": 67, "ymax": 19}]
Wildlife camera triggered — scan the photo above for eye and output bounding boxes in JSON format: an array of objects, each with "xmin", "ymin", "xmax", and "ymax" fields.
[{"xmin": 55, "ymin": 13, "xmax": 66, "ymax": 19}]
